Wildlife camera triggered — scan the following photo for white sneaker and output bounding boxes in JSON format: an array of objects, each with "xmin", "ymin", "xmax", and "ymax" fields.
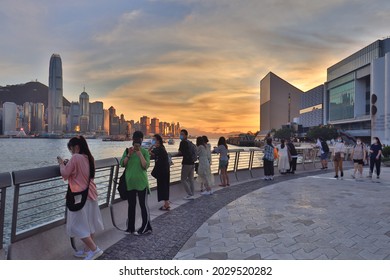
[
  {"xmin": 184, "ymin": 195, "xmax": 195, "ymax": 200},
  {"xmin": 74, "ymin": 249, "xmax": 89, "ymax": 258},
  {"xmin": 201, "ymin": 191, "xmax": 211, "ymax": 195},
  {"xmin": 84, "ymin": 247, "xmax": 103, "ymax": 260}
]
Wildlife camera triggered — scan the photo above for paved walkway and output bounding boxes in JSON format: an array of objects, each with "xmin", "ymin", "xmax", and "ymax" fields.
[{"xmin": 102, "ymin": 166, "xmax": 390, "ymax": 260}]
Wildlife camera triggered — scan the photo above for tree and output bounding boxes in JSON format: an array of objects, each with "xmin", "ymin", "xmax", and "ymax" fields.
[
  {"xmin": 306, "ymin": 125, "xmax": 338, "ymax": 141},
  {"xmin": 273, "ymin": 127, "xmax": 294, "ymax": 140}
]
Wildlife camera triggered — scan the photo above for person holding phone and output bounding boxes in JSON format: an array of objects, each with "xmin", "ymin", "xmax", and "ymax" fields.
[
  {"xmin": 58, "ymin": 136, "xmax": 104, "ymax": 260},
  {"xmin": 120, "ymin": 131, "xmax": 152, "ymax": 235}
]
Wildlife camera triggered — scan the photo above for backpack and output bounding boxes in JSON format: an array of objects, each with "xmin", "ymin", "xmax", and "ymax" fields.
[
  {"xmin": 186, "ymin": 140, "xmax": 198, "ymax": 163},
  {"xmin": 321, "ymin": 141, "xmax": 329, "ymax": 153}
]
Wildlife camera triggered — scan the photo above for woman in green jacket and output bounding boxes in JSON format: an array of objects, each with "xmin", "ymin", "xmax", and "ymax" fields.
[{"xmin": 120, "ymin": 131, "xmax": 152, "ymax": 235}]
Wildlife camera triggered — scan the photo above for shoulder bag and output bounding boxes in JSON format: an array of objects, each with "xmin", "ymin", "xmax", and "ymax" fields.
[{"xmin": 66, "ymin": 178, "xmax": 90, "ymax": 212}]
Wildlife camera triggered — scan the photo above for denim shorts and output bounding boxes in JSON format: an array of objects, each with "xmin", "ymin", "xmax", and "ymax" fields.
[{"xmin": 320, "ymin": 152, "xmax": 328, "ymax": 160}]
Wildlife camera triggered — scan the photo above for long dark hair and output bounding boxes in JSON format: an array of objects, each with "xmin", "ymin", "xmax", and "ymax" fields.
[
  {"xmin": 196, "ymin": 136, "xmax": 205, "ymax": 147},
  {"xmin": 67, "ymin": 136, "xmax": 95, "ymax": 178},
  {"xmin": 281, "ymin": 139, "xmax": 285, "ymax": 149},
  {"xmin": 202, "ymin": 135, "xmax": 209, "ymax": 144},
  {"xmin": 153, "ymin": 134, "xmax": 164, "ymax": 146},
  {"xmin": 218, "ymin": 137, "xmax": 228, "ymax": 149},
  {"xmin": 374, "ymin": 137, "xmax": 382, "ymax": 146}
]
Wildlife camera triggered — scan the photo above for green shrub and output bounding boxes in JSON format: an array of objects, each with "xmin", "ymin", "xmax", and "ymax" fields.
[{"xmin": 382, "ymin": 146, "xmax": 390, "ymax": 158}]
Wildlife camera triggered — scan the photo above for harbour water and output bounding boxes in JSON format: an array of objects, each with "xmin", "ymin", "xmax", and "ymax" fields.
[{"xmin": 0, "ymin": 138, "xmax": 241, "ymax": 173}]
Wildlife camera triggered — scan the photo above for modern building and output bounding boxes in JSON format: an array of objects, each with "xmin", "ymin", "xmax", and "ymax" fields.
[
  {"xmin": 259, "ymin": 72, "xmax": 303, "ymax": 134},
  {"xmin": 90, "ymin": 101, "xmax": 104, "ymax": 132},
  {"xmin": 151, "ymin": 118, "xmax": 159, "ymax": 134},
  {"xmin": 79, "ymin": 91, "xmax": 90, "ymax": 132},
  {"xmin": 48, "ymin": 54, "xmax": 63, "ymax": 133},
  {"xmin": 324, "ymin": 38, "xmax": 390, "ymax": 143},
  {"xmin": 22, "ymin": 102, "xmax": 32, "ymax": 133},
  {"xmin": 103, "ymin": 109, "xmax": 110, "ymax": 135},
  {"xmin": 2, "ymin": 102, "xmax": 17, "ymax": 135},
  {"xmin": 299, "ymin": 85, "xmax": 324, "ymax": 128},
  {"xmin": 31, "ymin": 103, "xmax": 45, "ymax": 133},
  {"xmin": 68, "ymin": 102, "xmax": 80, "ymax": 132},
  {"xmin": 140, "ymin": 116, "xmax": 150, "ymax": 136}
]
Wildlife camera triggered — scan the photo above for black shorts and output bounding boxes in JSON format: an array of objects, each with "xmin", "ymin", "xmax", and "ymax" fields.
[{"xmin": 353, "ymin": 159, "xmax": 364, "ymax": 165}]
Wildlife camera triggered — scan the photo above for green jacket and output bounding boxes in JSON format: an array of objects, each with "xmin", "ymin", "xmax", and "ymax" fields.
[{"xmin": 120, "ymin": 148, "xmax": 150, "ymax": 191}]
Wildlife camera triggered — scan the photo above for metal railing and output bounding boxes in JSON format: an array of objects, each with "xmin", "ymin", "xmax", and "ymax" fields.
[
  {"xmin": 0, "ymin": 172, "xmax": 12, "ymax": 250},
  {"xmin": 2, "ymin": 147, "xmax": 330, "ymax": 252}
]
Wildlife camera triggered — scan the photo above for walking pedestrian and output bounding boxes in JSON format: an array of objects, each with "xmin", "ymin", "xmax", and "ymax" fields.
[
  {"xmin": 369, "ymin": 137, "xmax": 383, "ymax": 179},
  {"xmin": 262, "ymin": 137, "xmax": 274, "ymax": 180},
  {"xmin": 58, "ymin": 136, "xmax": 104, "ymax": 260},
  {"xmin": 196, "ymin": 137, "xmax": 214, "ymax": 195},
  {"xmin": 213, "ymin": 137, "xmax": 230, "ymax": 187},
  {"xmin": 178, "ymin": 129, "xmax": 196, "ymax": 200},
  {"xmin": 315, "ymin": 137, "xmax": 329, "ymax": 169},
  {"xmin": 333, "ymin": 136, "xmax": 346, "ymax": 179},
  {"xmin": 277, "ymin": 139, "xmax": 290, "ymax": 174},
  {"xmin": 149, "ymin": 134, "xmax": 170, "ymax": 211},
  {"xmin": 201, "ymin": 135, "xmax": 212, "ymax": 192},
  {"xmin": 350, "ymin": 138, "xmax": 366, "ymax": 179},
  {"xmin": 120, "ymin": 131, "xmax": 152, "ymax": 235},
  {"xmin": 286, "ymin": 139, "xmax": 297, "ymax": 174}
]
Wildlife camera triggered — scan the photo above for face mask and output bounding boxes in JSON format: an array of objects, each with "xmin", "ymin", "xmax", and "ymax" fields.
[
  {"xmin": 151, "ymin": 140, "xmax": 156, "ymax": 145},
  {"xmin": 180, "ymin": 135, "xmax": 184, "ymax": 141},
  {"xmin": 133, "ymin": 140, "xmax": 142, "ymax": 146},
  {"xmin": 357, "ymin": 141, "xmax": 361, "ymax": 145}
]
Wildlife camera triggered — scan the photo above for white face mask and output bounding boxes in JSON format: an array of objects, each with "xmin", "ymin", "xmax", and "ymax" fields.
[{"xmin": 357, "ymin": 141, "xmax": 361, "ymax": 145}]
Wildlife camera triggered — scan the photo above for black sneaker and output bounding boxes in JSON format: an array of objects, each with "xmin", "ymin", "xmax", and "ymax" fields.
[
  {"xmin": 377, "ymin": 176, "xmax": 380, "ymax": 179},
  {"xmin": 340, "ymin": 172, "xmax": 344, "ymax": 177},
  {"xmin": 334, "ymin": 175, "xmax": 339, "ymax": 179}
]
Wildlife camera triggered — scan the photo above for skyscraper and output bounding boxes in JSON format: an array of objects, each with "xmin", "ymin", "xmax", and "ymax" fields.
[
  {"xmin": 48, "ymin": 54, "xmax": 63, "ymax": 133},
  {"xmin": 89, "ymin": 101, "xmax": 104, "ymax": 132},
  {"xmin": 79, "ymin": 90, "xmax": 90, "ymax": 132},
  {"xmin": 2, "ymin": 102, "xmax": 17, "ymax": 135}
]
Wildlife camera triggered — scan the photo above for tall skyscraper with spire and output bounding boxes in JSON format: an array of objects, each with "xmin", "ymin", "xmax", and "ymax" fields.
[{"xmin": 48, "ymin": 54, "xmax": 63, "ymax": 133}]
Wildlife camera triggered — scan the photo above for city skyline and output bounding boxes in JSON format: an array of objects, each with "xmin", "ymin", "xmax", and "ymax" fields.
[{"xmin": 1, "ymin": 1, "xmax": 390, "ymax": 133}]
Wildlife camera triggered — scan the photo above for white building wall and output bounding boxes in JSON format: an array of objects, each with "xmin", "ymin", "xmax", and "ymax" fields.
[{"xmin": 2, "ymin": 102, "xmax": 17, "ymax": 135}]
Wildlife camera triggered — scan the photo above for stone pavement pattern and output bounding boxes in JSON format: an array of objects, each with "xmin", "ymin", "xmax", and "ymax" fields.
[
  {"xmin": 175, "ymin": 172, "xmax": 390, "ymax": 260},
  {"xmin": 101, "ymin": 169, "xmax": 319, "ymax": 260}
]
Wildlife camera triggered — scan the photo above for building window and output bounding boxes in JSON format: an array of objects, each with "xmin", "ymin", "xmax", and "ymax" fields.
[{"xmin": 329, "ymin": 81, "xmax": 355, "ymax": 121}]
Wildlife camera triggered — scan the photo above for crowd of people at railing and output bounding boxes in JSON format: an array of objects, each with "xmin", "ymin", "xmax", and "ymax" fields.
[{"xmin": 56, "ymin": 130, "xmax": 384, "ymax": 260}]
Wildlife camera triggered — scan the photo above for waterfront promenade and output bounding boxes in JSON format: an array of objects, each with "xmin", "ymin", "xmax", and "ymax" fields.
[{"xmin": 101, "ymin": 164, "xmax": 390, "ymax": 260}]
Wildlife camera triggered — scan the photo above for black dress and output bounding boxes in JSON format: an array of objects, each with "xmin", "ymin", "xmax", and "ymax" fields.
[{"xmin": 151, "ymin": 146, "xmax": 170, "ymax": 201}]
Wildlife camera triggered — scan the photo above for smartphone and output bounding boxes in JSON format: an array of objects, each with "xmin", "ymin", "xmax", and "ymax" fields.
[{"xmin": 134, "ymin": 143, "xmax": 141, "ymax": 151}]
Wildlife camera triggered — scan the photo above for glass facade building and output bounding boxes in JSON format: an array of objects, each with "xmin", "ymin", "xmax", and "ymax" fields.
[{"xmin": 324, "ymin": 39, "xmax": 390, "ymax": 139}]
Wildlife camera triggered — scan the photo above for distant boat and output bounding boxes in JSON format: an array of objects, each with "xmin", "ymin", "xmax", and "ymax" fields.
[{"xmin": 168, "ymin": 139, "xmax": 175, "ymax": 145}]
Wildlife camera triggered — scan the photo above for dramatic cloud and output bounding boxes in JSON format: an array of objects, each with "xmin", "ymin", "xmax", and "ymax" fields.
[{"xmin": 1, "ymin": 0, "xmax": 390, "ymax": 133}]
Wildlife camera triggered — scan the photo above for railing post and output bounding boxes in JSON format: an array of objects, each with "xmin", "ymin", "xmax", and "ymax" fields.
[
  {"xmin": 109, "ymin": 159, "xmax": 124, "ymax": 231},
  {"xmin": 249, "ymin": 150, "xmax": 255, "ymax": 178},
  {"xmin": 0, "ymin": 187, "xmax": 6, "ymax": 250},
  {"xmin": 106, "ymin": 165, "xmax": 115, "ymax": 206},
  {"xmin": 234, "ymin": 151, "xmax": 240, "ymax": 181},
  {"xmin": 11, "ymin": 183, "xmax": 20, "ymax": 244}
]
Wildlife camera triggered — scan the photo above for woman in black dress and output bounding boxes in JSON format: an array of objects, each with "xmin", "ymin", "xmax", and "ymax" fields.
[{"xmin": 149, "ymin": 134, "xmax": 171, "ymax": 210}]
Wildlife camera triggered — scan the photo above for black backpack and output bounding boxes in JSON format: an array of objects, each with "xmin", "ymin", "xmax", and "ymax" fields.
[
  {"xmin": 186, "ymin": 140, "xmax": 198, "ymax": 163},
  {"xmin": 321, "ymin": 141, "xmax": 329, "ymax": 153}
]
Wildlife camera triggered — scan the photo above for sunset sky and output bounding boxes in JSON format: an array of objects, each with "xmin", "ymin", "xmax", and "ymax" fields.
[{"xmin": 1, "ymin": 0, "xmax": 390, "ymax": 134}]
